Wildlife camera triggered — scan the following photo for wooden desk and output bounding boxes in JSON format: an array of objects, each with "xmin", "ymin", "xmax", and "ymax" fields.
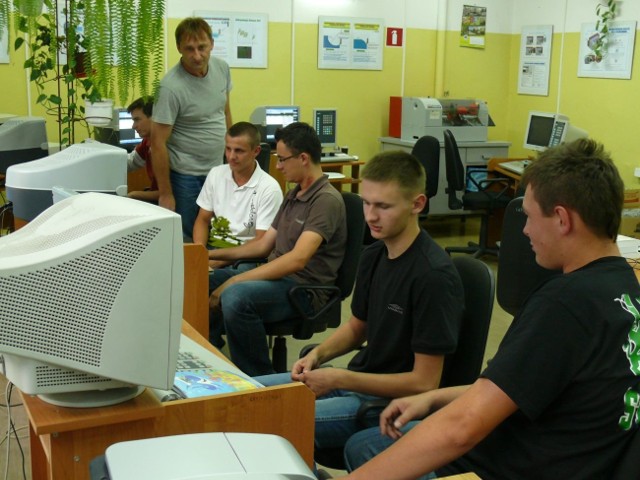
[
  {"xmin": 21, "ymin": 322, "xmax": 315, "ymax": 480},
  {"xmin": 19, "ymin": 243, "xmax": 315, "ymax": 479},
  {"xmin": 268, "ymin": 154, "xmax": 364, "ymax": 193},
  {"xmin": 440, "ymin": 474, "xmax": 481, "ymax": 480},
  {"xmin": 487, "ymin": 157, "xmax": 531, "ymax": 194}
]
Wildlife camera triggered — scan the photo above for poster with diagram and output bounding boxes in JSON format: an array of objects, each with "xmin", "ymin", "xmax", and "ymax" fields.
[
  {"xmin": 0, "ymin": 27, "xmax": 9, "ymax": 64},
  {"xmin": 318, "ymin": 16, "xmax": 384, "ymax": 70},
  {"xmin": 196, "ymin": 11, "xmax": 268, "ymax": 68},
  {"xmin": 577, "ymin": 21, "xmax": 636, "ymax": 79},
  {"xmin": 518, "ymin": 25, "xmax": 553, "ymax": 96}
]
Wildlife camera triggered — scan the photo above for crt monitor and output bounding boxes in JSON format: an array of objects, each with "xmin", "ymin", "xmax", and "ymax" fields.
[
  {"xmin": 5, "ymin": 141, "xmax": 128, "ymax": 222},
  {"xmin": 250, "ymin": 105, "xmax": 300, "ymax": 146},
  {"xmin": 524, "ymin": 111, "xmax": 589, "ymax": 151},
  {"xmin": 0, "ymin": 192, "xmax": 183, "ymax": 407},
  {"xmin": 313, "ymin": 108, "xmax": 338, "ymax": 151},
  {"xmin": 0, "ymin": 116, "xmax": 48, "ymax": 174},
  {"xmin": 523, "ymin": 111, "xmax": 556, "ymax": 151}
]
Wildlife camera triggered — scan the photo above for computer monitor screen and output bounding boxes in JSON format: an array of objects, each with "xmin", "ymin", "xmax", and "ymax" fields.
[
  {"xmin": 523, "ymin": 111, "xmax": 555, "ymax": 151},
  {"xmin": 0, "ymin": 116, "xmax": 48, "ymax": 174},
  {"xmin": 117, "ymin": 109, "xmax": 142, "ymax": 148},
  {"xmin": 0, "ymin": 192, "xmax": 183, "ymax": 407},
  {"xmin": 250, "ymin": 106, "xmax": 300, "ymax": 146},
  {"xmin": 313, "ymin": 108, "xmax": 337, "ymax": 150}
]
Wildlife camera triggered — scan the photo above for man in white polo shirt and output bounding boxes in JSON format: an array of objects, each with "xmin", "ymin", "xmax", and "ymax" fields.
[{"xmin": 192, "ymin": 121, "xmax": 283, "ymax": 270}]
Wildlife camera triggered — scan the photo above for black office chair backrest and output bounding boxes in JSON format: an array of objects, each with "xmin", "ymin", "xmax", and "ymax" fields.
[
  {"xmin": 335, "ymin": 191, "xmax": 365, "ymax": 300},
  {"xmin": 497, "ymin": 197, "xmax": 561, "ymax": 316},
  {"xmin": 440, "ymin": 256, "xmax": 495, "ymax": 388},
  {"xmin": 257, "ymin": 142, "xmax": 271, "ymax": 173},
  {"xmin": 411, "ymin": 135, "xmax": 440, "ymax": 200},
  {"xmin": 443, "ymin": 129, "xmax": 465, "ymax": 210}
]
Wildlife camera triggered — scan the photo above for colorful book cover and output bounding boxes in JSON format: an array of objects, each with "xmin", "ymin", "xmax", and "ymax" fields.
[{"xmin": 173, "ymin": 369, "xmax": 261, "ymax": 398}]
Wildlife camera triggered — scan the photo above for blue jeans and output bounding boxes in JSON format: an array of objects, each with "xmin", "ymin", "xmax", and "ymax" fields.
[
  {"xmin": 210, "ymin": 266, "xmax": 313, "ymax": 376},
  {"xmin": 344, "ymin": 422, "xmax": 437, "ymax": 479},
  {"xmin": 256, "ymin": 372, "xmax": 387, "ymax": 450},
  {"xmin": 170, "ymin": 170, "xmax": 206, "ymax": 241}
]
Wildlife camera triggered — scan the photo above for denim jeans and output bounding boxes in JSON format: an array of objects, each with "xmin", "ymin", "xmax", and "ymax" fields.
[
  {"xmin": 344, "ymin": 422, "xmax": 437, "ymax": 479},
  {"xmin": 256, "ymin": 373, "xmax": 387, "ymax": 450},
  {"xmin": 210, "ymin": 266, "xmax": 313, "ymax": 376},
  {"xmin": 170, "ymin": 170, "xmax": 206, "ymax": 241}
]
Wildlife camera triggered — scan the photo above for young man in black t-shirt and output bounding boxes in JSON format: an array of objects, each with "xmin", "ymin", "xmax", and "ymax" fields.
[
  {"xmin": 344, "ymin": 138, "xmax": 640, "ymax": 480},
  {"xmin": 257, "ymin": 151, "xmax": 463, "ymax": 452}
]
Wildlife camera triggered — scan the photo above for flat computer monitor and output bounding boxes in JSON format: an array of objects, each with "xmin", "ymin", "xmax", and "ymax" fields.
[
  {"xmin": 0, "ymin": 192, "xmax": 183, "ymax": 407},
  {"xmin": 313, "ymin": 108, "xmax": 338, "ymax": 151},
  {"xmin": 524, "ymin": 111, "xmax": 589, "ymax": 151},
  {"xmin": 5, "ymin": 142, "xmax": 128, "ymax": 222},
  {"xmin": 0, "ymin": 116, "xmax": 48, "ymax": 174},
  {"xmin": 250, "ymin": 106, "xmax": 300, "ymax": 147}
]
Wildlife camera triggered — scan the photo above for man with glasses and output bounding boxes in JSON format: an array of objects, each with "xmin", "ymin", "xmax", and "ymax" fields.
[{"xmin": 207, "ymin": 122, "xmax": 347, "ymax": 376}]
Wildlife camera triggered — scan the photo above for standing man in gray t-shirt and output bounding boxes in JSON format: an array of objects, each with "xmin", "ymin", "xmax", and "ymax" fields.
[{"xmin": 151, "ymin": 17, "xmax": 233, "ymax": 240}]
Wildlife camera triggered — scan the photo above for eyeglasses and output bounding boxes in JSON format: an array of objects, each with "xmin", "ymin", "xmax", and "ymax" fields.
[{"xmin": 277, "ymin": 153, "xmax": 299, "ymax": 163}]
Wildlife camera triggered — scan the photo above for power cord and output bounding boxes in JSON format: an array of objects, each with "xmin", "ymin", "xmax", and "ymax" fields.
[{"xmin": 2, "ymin": 381, "xmax": 28, "ymax": 480}]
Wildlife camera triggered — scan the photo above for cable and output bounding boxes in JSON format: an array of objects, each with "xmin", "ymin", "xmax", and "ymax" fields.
[{"xmin": 2, "ymin": 382, "xmax": 27, "ymax": 480}]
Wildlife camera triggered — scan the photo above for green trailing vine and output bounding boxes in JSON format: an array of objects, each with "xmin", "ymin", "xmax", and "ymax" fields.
[
  {"xmin": 593, "ymin": 0, "xmax": 618, "ymax": 60},
  {"xmin": 12, "ymin": 0, "xmax": 165, "ymax": 148}
]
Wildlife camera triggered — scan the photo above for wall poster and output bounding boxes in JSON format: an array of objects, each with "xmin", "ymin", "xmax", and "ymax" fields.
[
  {"xmin": 518, "ymin": 25, "xmax": 553, "ymax": 96},
  {"xmin": 460, "ymin": 5, "xmax": 486, "ymax": 49},
  {"xmin": 318, "ymin": 16, "xmax": 384, "ymax": 70},
  {"xmin": 196, "ymin": 11, "xmax": 268, "ymax": 69},
  {"xmin": 577, "ymin": 21, "xmax": 636, "ymax": 79}
]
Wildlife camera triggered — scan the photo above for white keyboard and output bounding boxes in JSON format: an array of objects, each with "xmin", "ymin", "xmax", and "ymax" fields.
[{"xmin": 500, "ymin": 159, "xmax": 531, "ymax": 175}]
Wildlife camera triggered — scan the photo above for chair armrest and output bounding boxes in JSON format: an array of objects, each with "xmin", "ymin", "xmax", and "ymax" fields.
[
  {"xmin": 232, "ymin": 258, "xmax": 267, "ymax": 268},
  {"xmin": 288, "ymin": 284, "xmax": 341, "ymax": 339},
  {"xmin": 355, "ymin": 398, "xmax": 391, "ymax": 428}
]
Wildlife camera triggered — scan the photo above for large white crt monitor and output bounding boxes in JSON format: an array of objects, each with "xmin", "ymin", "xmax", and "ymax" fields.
[
  {"xmin": 524, "ymin": 111, "xmax": 588, "ymax": 151},
  {"xmin": 0, "ymin": 116, "xmax": 48, "ymax": 174},
  {"xmin": 5, "ymin": 141, "xmax": 127, "ymax": 222},
  {"xmin": 0, "ymin": 192, "xmax": 183, "ymax": 407}
]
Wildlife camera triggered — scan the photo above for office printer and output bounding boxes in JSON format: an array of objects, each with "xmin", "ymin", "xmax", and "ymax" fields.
[
  {"xmin": 100, "ymin": 433, "xmax": 316, "ymax": 480},
  {"xmin": 390, "ymin": 96, "xmax": 491, "ymax": 142}
]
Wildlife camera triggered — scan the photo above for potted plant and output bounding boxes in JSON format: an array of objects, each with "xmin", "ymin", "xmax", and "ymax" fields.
[{"xmin": 11, "ymin": 0, "xmax": 165, "ymax": 144}]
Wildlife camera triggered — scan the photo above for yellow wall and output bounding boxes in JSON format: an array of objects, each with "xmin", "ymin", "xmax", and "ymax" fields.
[{"xmin": 5, "ymin": 17, "xmax": 640, "ymax": 185}]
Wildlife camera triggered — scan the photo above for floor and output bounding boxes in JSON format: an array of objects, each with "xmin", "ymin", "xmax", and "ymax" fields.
[{"xmin": 0, "ymin": 215, "xmax": 513, "ymax": 479}]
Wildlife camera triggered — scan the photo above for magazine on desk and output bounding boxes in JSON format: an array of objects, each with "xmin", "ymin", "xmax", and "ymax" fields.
[
  {"xmin": 173, "ymin": 334, "xmax": 264, "ymax": 399},
  {"xmin": 173, "ymin": 369, "xmax": 262, "ymax": 398}
]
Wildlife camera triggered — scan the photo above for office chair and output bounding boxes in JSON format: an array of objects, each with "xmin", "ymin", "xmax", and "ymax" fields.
[
  {"xmin": 443, "ymin": 129, "xmax": 512, "ymax": 258},
  {"xmin": 265, "ymin": 191, "xmax": 365, "ymax": 373},
  {"xmin": 410, "ymin": 135, "xmax": 440, "ymax": 217},
  {"xmin": 497, "ymin": 196, "xmax": 560, "ymax": 316},
  {"xmin": 257, "ymin": 142, "xmax": 271, "ymax": 173},
  {"xmin": 313, "ymin": 256, "xmax": 495, "ymax": 473}
]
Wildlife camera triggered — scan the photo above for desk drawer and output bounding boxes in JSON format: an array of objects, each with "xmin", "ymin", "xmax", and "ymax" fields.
[{"xmin": 466, "ymin": 147, "xmax": 509, "ymax": 166}]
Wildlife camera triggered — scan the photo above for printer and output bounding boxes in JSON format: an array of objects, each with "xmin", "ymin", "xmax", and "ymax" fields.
[
  {"xmin": 389, "ymin": 96, "xmax": 491, "ymax": 143},
  {"xmin": 98, "ymin": 432, "xmax": 316, "ymax": 480}
]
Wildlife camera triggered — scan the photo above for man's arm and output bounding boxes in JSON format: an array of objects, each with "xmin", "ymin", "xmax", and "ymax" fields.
[
  {"xmin": 345, "ymin": 379, "xmax": 518, "ymax": 480},
  {"xmin": 150, "ymin": 121, "xmax": 175, "ymax": 211},
  {"xmin": 224, "ymin": 95, "xmax": 232, "ymax": 130},
  {"xmin": 193, "ymin": 208, "xmax": 214, "ymax": 247}
]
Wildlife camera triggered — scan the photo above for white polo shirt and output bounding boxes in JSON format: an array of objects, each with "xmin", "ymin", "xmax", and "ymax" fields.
[{"xmin": 196, "ymin": 162, "xmax": 283, "ymax": 243}]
